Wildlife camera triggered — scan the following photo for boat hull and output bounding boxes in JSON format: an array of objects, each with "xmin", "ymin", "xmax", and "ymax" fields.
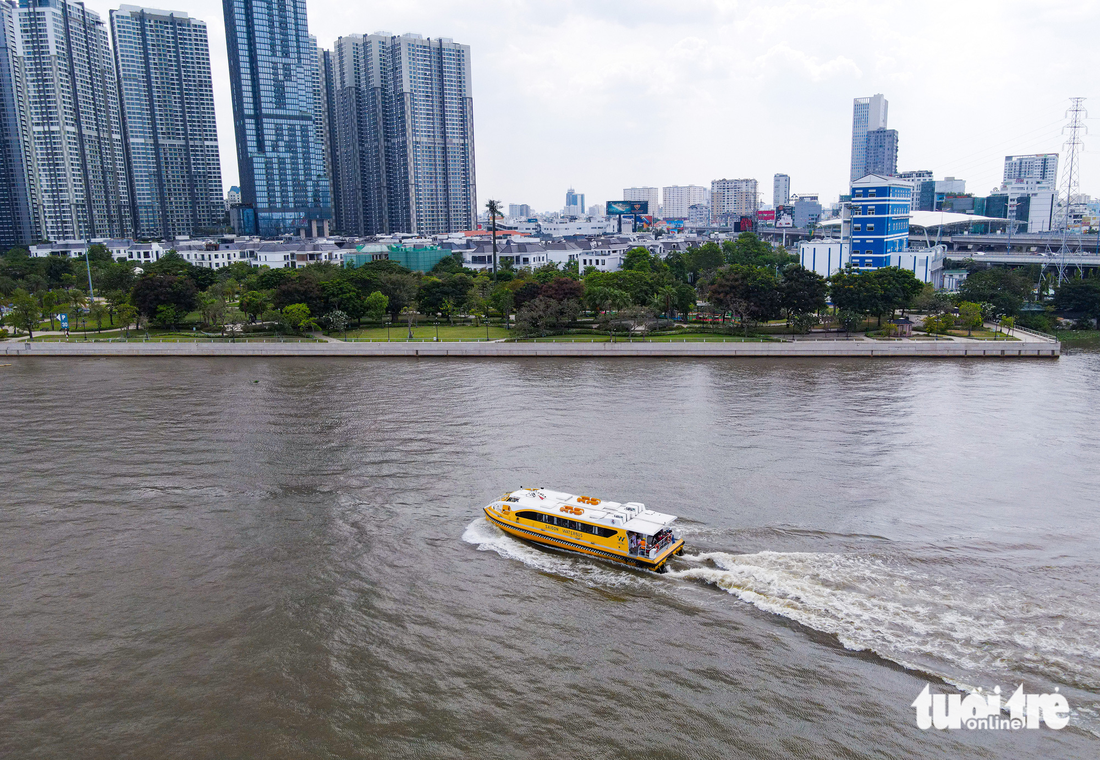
[{"xmin": 484, "ymin": 506, "xmax": 683, "ymax": 572}]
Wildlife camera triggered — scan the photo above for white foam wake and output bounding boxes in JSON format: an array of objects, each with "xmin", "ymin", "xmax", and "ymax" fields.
[
  {"xmin": 462, "ymin": 518, "xmax": 650, "ymax": 589},
  {"xmin": 667, "ymin": 550, "xmax": 1100, "ymax": 694}
]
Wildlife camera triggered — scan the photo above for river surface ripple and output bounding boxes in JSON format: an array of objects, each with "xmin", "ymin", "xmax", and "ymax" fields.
[{"xmin": 1, "ymin": 356, "xmax": 1099, "ymax": 758}]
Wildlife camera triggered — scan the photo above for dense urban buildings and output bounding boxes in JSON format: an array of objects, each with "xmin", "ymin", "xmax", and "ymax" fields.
[
  {"xmin": 661, "ymin": 185, "xmax": 707, "ymax": 219},
  {"xmin": 623, "ymin": 187, "xmax": 658, "ymax": 216},
  {"xmin": 710, "ymin": 178, "xmax": 758, "ymax": 225},
  {"xmin": 772, "ymin": 173, "xmax": 790, "ymax": 207},
  {"xmin": 850, "ymin": 93, "xmax": 889, "ymax": 181},
  {"xmin": 509, "ymin": 203, "xmax": 532, "ymax": 218},
  {"xmin": 329, "ymin": 32, "xmax": 476, "ymax": 236},
  {"xmin": 16, "ymin": 0, "xmax": 133, "ymax": 241},
  {"xmin": 223, "ymin": 0, "xmax": 331, "ymax": 237},
  {"xmin": 110, "ymin": 6, "xmax": 223, "ymax": 240}
]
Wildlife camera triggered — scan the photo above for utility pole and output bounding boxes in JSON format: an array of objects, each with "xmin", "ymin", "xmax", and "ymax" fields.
[
  {"xmin": 1057, "ymin": 97, "xmax": 1087, "ymax": 284},
  {"xmin": 82, "ymin": 202, "xmax": 95, "ymax": 301}
]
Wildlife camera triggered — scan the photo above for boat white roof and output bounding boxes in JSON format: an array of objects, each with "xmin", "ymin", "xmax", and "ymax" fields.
[{"xmin": 502, "ymin": 488, "xmax": 677, "ymax": 535}]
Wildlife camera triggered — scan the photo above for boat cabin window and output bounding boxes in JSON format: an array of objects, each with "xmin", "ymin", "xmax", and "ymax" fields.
[{"xmin": 516, "ymin": 511, "xmax": 618, "ymax": 538}]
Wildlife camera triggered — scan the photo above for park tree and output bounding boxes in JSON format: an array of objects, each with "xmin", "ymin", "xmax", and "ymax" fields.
[
  {"xmin": 780, "ymin": 265, "xmax": 828, "ymax": 323},
  {"xmin": 364, "ymin": 291, "xmax": 389, "ymax": 324},
  {"xmin": 540, "ymin": 276, "xmax": 584, "ymax": 303},
  {"xmin": 622, "ymin": 247, "xmax": 666, "ymax": 273},
  {"xmin": 323, "ymin": 309, "xmax": 349, "ymax": 338},
  {"xmin": 510, "ymin": 279, "xmax": 543, "ymax": 310},
  {"xmin": 280, "ymin": 303, "xmax": 314, "ymax": 333},
  {"xmin": 723, "ymin": 232, "xmax": 791, "ymax": 268},
  {"xmin": 153, "ymin": 304, "xmax": 180, "ymax": 329},
  {"xmin": 40, "ymin": 290, "xmax": 58, "ymax": 330},
  {"xmin": 871, "ymin": 266, "xmax": 924, "ymax": 320},
  {"xmin": 131, "ymin": 274, "xmax": 198, "ymax": 319},
  {"xmin": 684, "ymin": 242, "xmax": 724, "ymax": 277},
  {"xmin": 912, "ymin": 283, "xmax": 954, "ymax": 315},
  {"xmin": 88, "ymin": 301, "xmax": 109, "ymax": 331},
  {"xmin": 376, "ymin": 272, "xmax": 419, "ymax": 321},
  {"xmin": 957, "ymin": 301, "xmax": 983, "ymax": 336},
  {"xmin": 515, "ymin": 296, "xmax": 579, "ymax": 337},
  {"xmin": 829, "ymin": 267, "xmax": 884, "ymax": 324},
  {"xmin": 321, "ymin": 279, "xmax": 365, "ymax": 322},
  {"xmin": 709, "ymin": 265, "xmax": 782, "ymax": 335},
  {"xmin": 87, "ymin": 243, "xmax": 112, "ymax": 263},
  {"xmin": 837, "ymin": 309, "xmax": 864, "ymax": 337},
  {"xmin": 957, "ymin": 268, "xmax": 1033, "ymax": 317},
  {"xmin": 272, "ymin": 276, "xmax": 323, "ymax": 314},
  {"xmin": 490, "ymin": 284, "xmax": 515, "ymax": 327},
  {"xmin": 116, "ymin": 304, "xmax": 138, "ymax": 337},
  {"xmin": 1053, "ymin": 277, "xmax": 1100, "ymax": 319},
  {"xmin": 531, "ymin": 262, "xmax": 565, "ymax": 284},
  {"xmin": 239, "ymin": 290, "xmax": 270, "ymax": 322},
  {"xmin": 7, "ymin": 289, "xmax": 41, "ymax": 338}
]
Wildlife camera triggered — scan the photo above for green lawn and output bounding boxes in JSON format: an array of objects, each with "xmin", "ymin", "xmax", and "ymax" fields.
[
  {"xmin": 342, "ymin": 324, "xmax": 510, "ymax": 341},
  {"xmin": 945, "ymin": 329, "xmax": 1019, "ymax": 341},
  {"xmin": 520, "ymin": 333, "xmax": 771, "ymax": 343}
]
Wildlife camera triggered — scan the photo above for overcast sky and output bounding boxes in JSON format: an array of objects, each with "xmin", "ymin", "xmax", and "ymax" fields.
[{"xmin": 88, "ymin": 0, "xmax": 1100, "ymax": 212}]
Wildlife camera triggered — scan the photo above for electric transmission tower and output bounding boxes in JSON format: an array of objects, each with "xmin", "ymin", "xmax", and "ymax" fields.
[{"xmin": 1057, "ymin": 97, "xmax": 1087, "ymax": 283}]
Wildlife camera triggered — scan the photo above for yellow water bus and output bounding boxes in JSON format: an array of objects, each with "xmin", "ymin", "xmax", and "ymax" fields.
[{"xmin": 483, "ymin": 488, "xmax": 685, "ymax": 572}]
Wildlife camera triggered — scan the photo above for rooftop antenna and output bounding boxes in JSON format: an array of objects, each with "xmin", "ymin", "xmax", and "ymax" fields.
[{"xmin": 1057, "ymin": 97, "xmax": 1087, "ymax": 284}]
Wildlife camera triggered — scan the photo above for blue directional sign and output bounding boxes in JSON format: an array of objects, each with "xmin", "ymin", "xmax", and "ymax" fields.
[{"xmin": 59, "ymin": 313, "xmax": 68, "ymax": 330}]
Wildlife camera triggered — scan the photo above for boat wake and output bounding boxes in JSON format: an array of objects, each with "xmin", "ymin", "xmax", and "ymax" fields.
[
  {"xmin": 462, "ymin": 517, "xmax": 652, "ymax": 590},
  {"xmin": 465, "ymin": 517, "xmax": 1100, "ymax": 730}
]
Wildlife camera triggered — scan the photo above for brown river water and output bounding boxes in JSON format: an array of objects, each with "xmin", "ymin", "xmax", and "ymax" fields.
[{"xmin": 2, "ymin": 355, "xmax": 1099, "ymax": 758}]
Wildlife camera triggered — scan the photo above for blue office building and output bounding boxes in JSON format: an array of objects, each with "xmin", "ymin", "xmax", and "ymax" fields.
[
  {"xmin": 223, "ymin": 0, "xmax": 331, "ymax": 237},
  {"xmin": 848, "ymin": 174, "xmax": 911, "ymax": 269}
]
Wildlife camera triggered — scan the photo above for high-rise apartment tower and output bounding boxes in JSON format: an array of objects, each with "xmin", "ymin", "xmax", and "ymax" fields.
[
  {"xmin": 17, "ymin": 0, "xmax": 132, "ymax": 240},
  {"xmin": 330, "ymin": 33, "xmax": 476, "ymax": 236},
  {"xmin": 662, "ymin": 185, "xmax": 707, "ymax": 219},
  {"xmin": 111, "ymin": 6, "xmax": 223, "ymax": 239}
]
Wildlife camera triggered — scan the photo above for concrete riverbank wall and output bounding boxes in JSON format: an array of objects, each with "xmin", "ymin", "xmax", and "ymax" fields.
[{"xmin": 1, "ymin": 339, "xmax": 1060, "ymax": 358}]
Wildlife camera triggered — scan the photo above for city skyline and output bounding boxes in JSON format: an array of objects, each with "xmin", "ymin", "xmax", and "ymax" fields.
[{"xmin": 69, "ymin": 0, "xmax": 1100, "ymax": 217}]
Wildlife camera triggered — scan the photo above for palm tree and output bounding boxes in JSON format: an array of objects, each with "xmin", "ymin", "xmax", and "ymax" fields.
[{"xmin": 486, "ymin": 199, "xmax": 501, "ymax": 282}]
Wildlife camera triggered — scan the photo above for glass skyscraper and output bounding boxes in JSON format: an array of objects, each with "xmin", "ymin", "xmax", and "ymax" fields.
[
  {"xmin": 111, "ymin": 7, "xmax": 224, "ymax": 240},
  {"xmin": 17, "ymin": 0, "xmax": 132, "ymax": 241},
  {"xmin": 330, "ymin": 32, "xmax": 476, "ymax": 236},
  {"xmin": 222, "ymin": 0, "xmax": 331, "ymax": 237}
]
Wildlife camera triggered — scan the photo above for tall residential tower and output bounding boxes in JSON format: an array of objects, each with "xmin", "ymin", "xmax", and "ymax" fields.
[
  {"xmin": 17, "ymin": 0, "xmax": 132, "ymax": 240},
  {"xmin": 223, "ymin": 0, "xmax": 331, "ymax": 237},
  {"xmin": 0, "ymin": 0, "xmax": 33, "ymax": 247},
  {"xmin": 330, "ymin": 32, "xmax": 476, "ymax": 236},
  {"xmin": 111, "ymin": 6, "xmax": 223, "ymax": 239},
  {"xmin": 662, "ymin": 185, "xmax": 707, "ymax": 219}
]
